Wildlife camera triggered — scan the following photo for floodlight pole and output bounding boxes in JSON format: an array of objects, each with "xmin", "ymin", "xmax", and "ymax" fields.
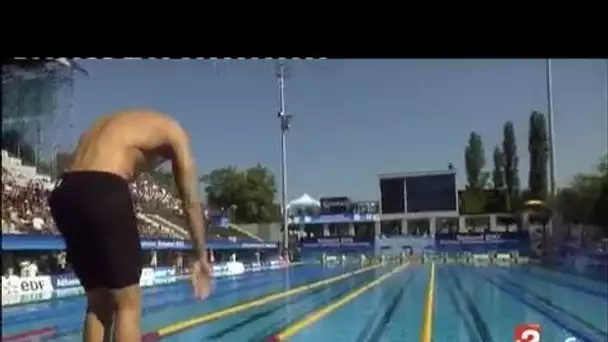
[
  {"xmin": 546, "ymin": 59, "xmax": 557, "ymax": 198},
  {"xmin": 545, "ymin": 59, "xmax": 557, "ymax": 247},
  {"xmin": 277, "ymin": 63, "xmax": 292, "ymax": 254}
]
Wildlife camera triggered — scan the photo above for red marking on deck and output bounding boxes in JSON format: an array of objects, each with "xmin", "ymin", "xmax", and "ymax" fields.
[
  {"xmin": 267, "ymin": 334, "xmax": 281, "ymax": 342},
  {"xmin": 141, "ymin": 331, "xmax": 161, "ymax": 342},
  {"xmin": 3, "ymin": 327, "xmax": 56, "ymax": 342}
]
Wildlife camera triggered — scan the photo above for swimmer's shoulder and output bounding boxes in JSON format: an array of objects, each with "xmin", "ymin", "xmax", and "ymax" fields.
[
  {"xmin": 100, "ymin": 109, "xmax": 189, "ymax": 148},
  {"xmin": 99, "ymin": 109, "xmax": 175, "ymax": 127},
  {"xmin": 93, "ymin": 110, "xmax": 182, "ymax": 136}
]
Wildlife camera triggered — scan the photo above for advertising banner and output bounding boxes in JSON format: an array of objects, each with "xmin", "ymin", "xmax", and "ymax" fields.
[
  {"xmin": 140, "ymin": 240, "xmax": 190, "ymax": 250},
  {"xmin": 153, "ymin": 267, "xmax": 177, "ymax": 279},
  {"xmin": 152, "ymin": 267, "xmax": 177, "ymax": 285},
  {"xmin": 2, "ymin": 262, "xmax": 288, "ymax": 307},
  {"xmin": 52, "ymin": 273, "xmax": 80, "ymax": 289},
  {"xmin": 300, "ymin": 236, "xmax": 374, "ymax": 260},
  {"xmin": 55, "ymin": 286, "xmax": 85, "ymax": 299},
  {"xmin": 140, "ymin": 268, "xmax": 155, "ymax": 287},
  {"xmin": 2, "ymin": 235, "xmax": 280, "ymax": 251},
  {"xmin": 239, "ymin": 242, "xmax": 279, "ymax": 249},
  {"xmin": 212, "ymin": 262, "xmax": 246, "ymax": 277},
  {"xmin": 289, "ymin": 213, "xmax": 379, "ymax": 225},
  {"xmin": 434, "ymin": 231, "xmax": 530, "ymax": 252},
  {"xmin": 2, "ymin": 276, "xmax": 54, "ymax": 306},
  {"xmin": 377, "ymin": 237, "xmax": 434, "ymax": 254}
]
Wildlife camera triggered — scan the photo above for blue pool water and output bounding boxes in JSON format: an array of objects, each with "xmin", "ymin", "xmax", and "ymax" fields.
[{"xmin": 3, "ymin": 263, "xmax": 607, "ymax": 341}]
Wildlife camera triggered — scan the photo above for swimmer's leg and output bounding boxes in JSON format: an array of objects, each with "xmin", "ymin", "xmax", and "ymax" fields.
[
  {"xmin": 110, "ymin": 284, "xmax": 142, "ymax": 342},
  {"xmin": 84, "ymin": 289, "xmax": 114, "ymax": 342},
  {"xmin": 51, "ymin": 172, "xmax": 143, "ymax": 341}
]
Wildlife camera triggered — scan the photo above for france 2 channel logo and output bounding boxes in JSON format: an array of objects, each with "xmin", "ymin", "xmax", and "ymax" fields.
[
  {"xmin": 514, "ymin": 324, "xmax": 578, "ymax": 342},
  {"xmin": 515, "ymin": 323, "xmax": 541, "ymax": 342}
]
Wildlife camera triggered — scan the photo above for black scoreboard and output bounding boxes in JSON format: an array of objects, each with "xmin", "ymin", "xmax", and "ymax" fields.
[
  {"xmin": 380, "ymin": 172, "xmax": 457, "ymax": 214},
  {"xmin": 380, "ymin": 178, "xmax": 405, "ymax": 214}
]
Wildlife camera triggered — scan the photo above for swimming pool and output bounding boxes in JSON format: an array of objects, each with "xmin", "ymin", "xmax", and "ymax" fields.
[{"xmin": 3, "ymin": 262, "xmax": 607, "ymax": 341}]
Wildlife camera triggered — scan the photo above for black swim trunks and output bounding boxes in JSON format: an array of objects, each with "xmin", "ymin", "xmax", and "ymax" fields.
[{"xmin": 48, "ymin": 171, "xmax": 142, "ymax": 291}]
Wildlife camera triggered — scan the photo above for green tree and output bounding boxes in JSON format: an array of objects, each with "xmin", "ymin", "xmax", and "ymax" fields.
[
  {"xmin": 528, "ymin": 111, "xmax": 549, "ymax": 200},
  {"xmin": 200, "ymin": 164, "xmax": 279, "ymax": 224},
  {"xmin": 589, "ymin": 155, "xmax": 607, "ymax": 235},
  {"xmin": 492, "ymin": 145, "xmax": 505, "ymax": 189},
  {"xmin": 597, "ymin": 154, "xmax": 608, "ymax": 175},
  {"xmin": 556, "ymin": 155, "xmax": 608, "ymax": 237},
  {"xmin": 463, "ymin": 131, "xmax": 489, "ymax": 213},
  {"xmin": 502, "ymin": 121, "xmax": 520, "ymax": 211},
  {"xmin": 593, "ymin": 175, "xmax": 608, "ymax": 235},
  {"xmin": 465, "ymin": 131, "xmax": 488, "ymax": 189}
]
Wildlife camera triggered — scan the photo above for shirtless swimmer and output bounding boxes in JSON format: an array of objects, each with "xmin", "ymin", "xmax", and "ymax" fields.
[{"xmin": 48, "ymin": 110, "xmax": 213, "ymax": 342}]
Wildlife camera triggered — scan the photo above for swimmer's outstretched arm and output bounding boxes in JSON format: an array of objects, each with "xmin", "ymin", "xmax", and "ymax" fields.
[{"xmin": 167, "ymin": 122, "xmax": 206, "ymax": 257}]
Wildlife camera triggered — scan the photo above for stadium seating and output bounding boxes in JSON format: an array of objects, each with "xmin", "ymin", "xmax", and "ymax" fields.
[
  {"xmin": 1, "ymin": 149, "xmax": 262, "ymax": 241},
  {"xmin": 140, "ymin": 202, "xmax": 257, "ymax": 241}
]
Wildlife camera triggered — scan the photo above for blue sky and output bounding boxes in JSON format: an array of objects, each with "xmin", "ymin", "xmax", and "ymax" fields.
[{"xmin": 62, "ymin": 59, "xmax": 607, "ymax": 201}]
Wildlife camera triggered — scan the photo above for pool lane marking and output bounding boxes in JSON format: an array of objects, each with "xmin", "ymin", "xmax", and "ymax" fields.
[
  {"xmin": 150, "ymin": 264, "xmax": 384, "ymax": 337},
  {"xmin": 5, "ymin": 267, "xmax": 293, "ymax": 326},
  {"xmin": 476, "ymin": 270, "xmax": 600, "ymax": 342},
  {"xmin": 268, "ymin": 263, "xmax": 410, "ymax": 341},
  {"xmin": 5, "ymin": 264, "xmax": 301, "ymax": 324},
  {"xmin": 2, "ymin": 327, "xmax": 56, "ymax": 342},
  {"xmin": 446, "ymin": 267, "xmax": 494, "ymax": 342},
  {"xmin": 420, "ymin": 262, "xmax": 436, "ymax": 342},
  {"xmin": 5, "ymin": 266, "xmax": 312, "ymax": 342},
  {"xmin": 492, "ymin": 270, "xmax": 608, "ymax": 336}
]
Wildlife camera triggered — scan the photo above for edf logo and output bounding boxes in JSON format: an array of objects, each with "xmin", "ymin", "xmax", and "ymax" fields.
[{"xmin": 20, "ymin": 279, "xmax": 45, "ymax": 293}]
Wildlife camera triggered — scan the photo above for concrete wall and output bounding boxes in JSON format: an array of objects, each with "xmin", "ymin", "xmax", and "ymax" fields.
[
  {"xmin": 376, "ymin": 211, "xmax": 459, "ymax": 236},
  {"xmin": 376, "ymin": 213, "xmax": 514, "ymax": 236}
]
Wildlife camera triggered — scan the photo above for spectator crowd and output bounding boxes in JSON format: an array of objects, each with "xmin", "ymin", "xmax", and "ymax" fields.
[
  {"xmin": 130, "ymin": 174, "xmax": 183, "ymax": 216},
  {"xmin": 2, "ymin": 168, "xmax": 57, "ymax": 235},
  {"xmin": 2, "ymin": 149, "xmax": 192, "ymax": 277},
  {"xmin": 1, "ymin": 149, "xmax": 268, "ymax": 279},
  {"xmin": 2, "ymin": 152, "xmax": 185, "ymax": 240}
]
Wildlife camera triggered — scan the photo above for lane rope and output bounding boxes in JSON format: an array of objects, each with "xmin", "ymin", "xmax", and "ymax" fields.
[
  {"xmin": 144, "ymin": 263, "xmax": 385, "ymax": 339},
  {"xmin": 420, "ymin": 262, "xmax": 436, "ymax": 342},
  {"xmin": 268, "ymin": 262, "xmax": 410, "ymax": 341}
]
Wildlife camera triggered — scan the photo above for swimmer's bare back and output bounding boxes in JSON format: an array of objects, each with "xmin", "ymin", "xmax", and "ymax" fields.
[
  {"xmin": 70, "ymin": 110, "xmax": 181, "ymax": 180},
  {"xmin": 68, "ymin": 110, "xmax": 207, "ymax": 257},
  {"xmin": 48, "ymin": 110, "xmax": 211, "ymax": 342}
]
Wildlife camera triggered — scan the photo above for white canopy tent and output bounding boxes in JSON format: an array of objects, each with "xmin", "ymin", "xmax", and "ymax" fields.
[{"xmin": 286, "ymin": 193, "xmax": 320, "ymax": 210}]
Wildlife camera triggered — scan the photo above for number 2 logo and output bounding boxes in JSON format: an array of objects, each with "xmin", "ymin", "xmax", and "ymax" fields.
[
  {"xmin": 520, "ymin": 329, "xmax": 540, "ymax": 342},
  {"xmin": 515, "ymin": 323, "xmax": 541, "ymax": 342}
]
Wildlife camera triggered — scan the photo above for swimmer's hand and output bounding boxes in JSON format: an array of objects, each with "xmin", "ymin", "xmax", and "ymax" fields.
[{"xmin": 191, "ymin": 257, "xmax": 213, "ymax": 300}]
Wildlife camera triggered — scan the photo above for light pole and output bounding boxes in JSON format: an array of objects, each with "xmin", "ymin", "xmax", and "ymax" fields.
[
  {"xmin": 277, "ymin": 63, "xmax": 293, "ymax": 252},
  {"xmin": 544, "ymin": 59, "xmax": 558, "ymax": 248},
  {"xmin": 546, "ymin": 59, "xmax": 557, "ymax": 198}
]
